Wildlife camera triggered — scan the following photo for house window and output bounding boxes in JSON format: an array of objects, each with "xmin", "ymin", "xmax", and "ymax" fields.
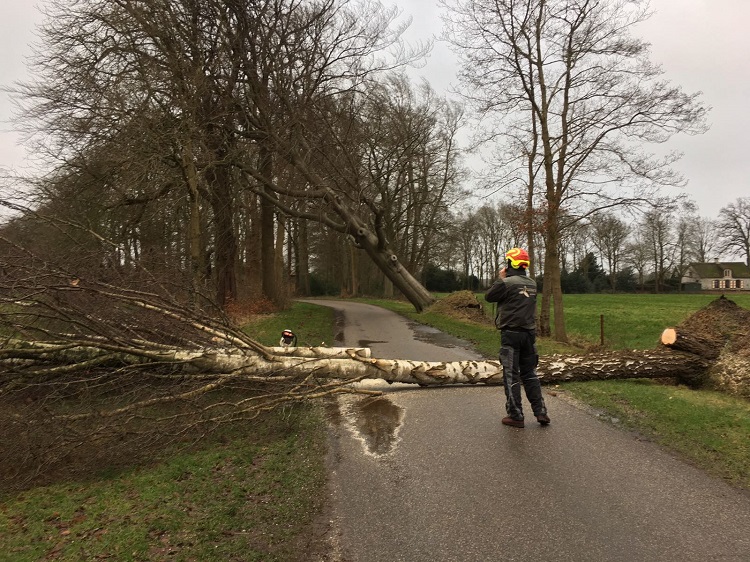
[
  {"xmin": 724, "ymin": 269, "xmax": 733, "ymax": 278},
  {"xmin": 713, "ymin": 280, "xmax": 720, "ymax": 289},
  {"xmin": 736, "ymin": 280, "xmax": 743, "ymax": 289},
  {"xmin": 724, "ymin": 280, "xmax": 732, "ymax": 289}
]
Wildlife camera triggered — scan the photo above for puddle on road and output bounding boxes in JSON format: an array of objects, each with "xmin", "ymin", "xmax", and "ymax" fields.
[
  {"xmin": 333, "ymin": 310, "xmax": 346, "ymax": 344},
  {"xmin": 358, "ymin": 339, "xmax": 386, "ymax": 348},
  {"xmin": 410, "ymin": 322, "xmax": 471, "ymax": 349},
  {"xmin": 344, "ymin": 396, "xmax": 405, "ymax": 457}
]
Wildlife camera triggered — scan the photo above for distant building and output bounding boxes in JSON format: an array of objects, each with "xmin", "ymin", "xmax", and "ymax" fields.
[{"xmin": 681, "ymin": 261, "xmax": 750, "ymax": 291}]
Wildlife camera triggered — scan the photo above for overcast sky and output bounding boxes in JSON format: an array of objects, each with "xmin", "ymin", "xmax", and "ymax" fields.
[{"xmin": 1, "ymin": 0, "xmax": 748, "ymax": 218}]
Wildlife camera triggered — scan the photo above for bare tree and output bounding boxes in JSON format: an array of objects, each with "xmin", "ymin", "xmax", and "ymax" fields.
[
  {"xmin": 717, "ymin": 197, "xmax": 750, "ymax": 266},
  {"xmin": 688, "ymin": 216, "xmax": 720, "ymax": 263},
  {"xmin": 443, "ymin": 0, "xmax": 708, "ymax": 340},
  {"xmin": 590, "ymin": 213, "xmax": 630, "ymax": 291},
  {"xmin": 673, "ymin": 201, "xmax": 700, "ymax": 291},
  {"xmin": 640, "ymin": 200, "xmax": 682, "ymax": 292},
  {"xmin": 353, "ymin": 74, "xmax": 466, "ymax": 289},
  {"xmin": 624, "ymin": 232, "xmax": 651, "ymax": 291}
]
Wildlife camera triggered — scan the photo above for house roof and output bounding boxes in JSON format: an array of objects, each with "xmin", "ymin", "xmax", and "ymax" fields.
[{"xmin": 690, "ymin": 262, "xmax": 750, "ymax": 279}]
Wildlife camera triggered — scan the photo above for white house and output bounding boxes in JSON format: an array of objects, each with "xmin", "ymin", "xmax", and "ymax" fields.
[{"xmin": 681, "ymin": 261, "xmax": 750, "ymax": 291}]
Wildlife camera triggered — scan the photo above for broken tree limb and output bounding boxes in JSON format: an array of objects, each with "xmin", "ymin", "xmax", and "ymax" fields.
[{"xmin": 266, "ymin": 346, "xmax": 371, "ymax": 358}]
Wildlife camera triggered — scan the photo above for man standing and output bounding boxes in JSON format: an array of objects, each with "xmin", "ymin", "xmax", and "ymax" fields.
[{"xmin": 485, "ymin": 248, "xmax": 550, "ymax": 428}]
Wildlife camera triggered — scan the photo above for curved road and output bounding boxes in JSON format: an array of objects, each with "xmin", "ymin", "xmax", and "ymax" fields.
[{"xmin": 307, "ymin": 300, "xmax": 750, "ymax": 562}]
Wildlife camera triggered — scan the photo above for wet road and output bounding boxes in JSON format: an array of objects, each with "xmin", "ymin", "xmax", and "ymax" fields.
[{"xmin": 306, "ymin": 299, "xmax": 750, "ymax": 562}]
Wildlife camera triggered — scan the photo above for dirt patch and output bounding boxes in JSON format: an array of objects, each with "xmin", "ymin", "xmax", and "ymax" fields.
[
  {"xmin": 428, "ymin": 290, "xmax": 493, "ymax": 326},
  {"xmin": 674, "ymin": 295, "xmax": 750, "ymax": 398}
]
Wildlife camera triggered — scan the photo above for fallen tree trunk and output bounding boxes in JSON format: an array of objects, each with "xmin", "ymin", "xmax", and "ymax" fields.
[
  {"xmin": 540, "ymin": 349, "xmax": 709, "ymax": 387},
  {"xmin": 1, "ymin": 341, "xmax": 709, "ymax": 387}
]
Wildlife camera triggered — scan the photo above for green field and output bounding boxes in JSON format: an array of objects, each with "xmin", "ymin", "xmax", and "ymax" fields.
[
  {"xmin": 356, "ymin": 292, "xmax": 750, "ymax": 355},
  {"xmin": 552, "ymin": 293, "xmax": 750, "ymax": 349}
]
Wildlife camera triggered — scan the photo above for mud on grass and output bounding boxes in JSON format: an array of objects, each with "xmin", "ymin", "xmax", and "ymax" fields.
[{"xmin": 0, "ymin": 403, "xmax": 331, "ymax": 561}]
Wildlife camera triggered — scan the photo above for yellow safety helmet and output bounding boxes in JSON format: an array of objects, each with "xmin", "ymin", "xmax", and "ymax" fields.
[{"xmin": 505, "ymin": 247, "xmax": 530, "ymax": 269}]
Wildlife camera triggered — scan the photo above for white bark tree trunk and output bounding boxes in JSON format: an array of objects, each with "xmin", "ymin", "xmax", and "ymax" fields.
[{"xmin": 3, "ymin": 342, "xmax": 707, "ymax": 386}]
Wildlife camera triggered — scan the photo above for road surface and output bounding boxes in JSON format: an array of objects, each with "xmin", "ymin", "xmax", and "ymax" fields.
[{"xmin": 307, "ymin": 299, "xmax": 750, "ymax": 562}]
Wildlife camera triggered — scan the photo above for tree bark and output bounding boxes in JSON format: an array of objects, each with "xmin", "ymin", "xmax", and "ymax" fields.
[
  {"xmin": 259, "ymin": 145, "xmax": 278, "ymax": 305},
  {"xmin": 297, "ymin": 218, "xmax": 311, "ymax": 296},
  {"xmin": 1, "ymin": 342, "xmax": 708, "ymax": 388},
  {"xmin": 207, "ymin": 162, "xmax": 238, "ymax": 307}
]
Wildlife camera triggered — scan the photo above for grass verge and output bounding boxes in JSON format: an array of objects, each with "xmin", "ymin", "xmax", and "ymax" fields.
[
  {"xmin": 0, "ymin": 404, "xmax": 329, "ymax": 561},
  {"xmin": 241, "ymin": 300, "xmax": 335, "ymax": 348},
  {"xmin": 1, "ymin": 301, "xmax": 337, "ymax": 562}
]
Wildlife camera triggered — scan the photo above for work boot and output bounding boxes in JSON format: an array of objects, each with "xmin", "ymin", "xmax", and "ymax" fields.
[
  {"xmin": 502, "ymin": 416, "xmax": 524, "ymax": 428},
  {"xmin": 536, "ymin": 414, "xmax": 551, "ymax": 425}
]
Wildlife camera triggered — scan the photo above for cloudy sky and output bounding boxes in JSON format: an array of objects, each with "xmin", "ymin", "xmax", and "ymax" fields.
[{"xmin": 2, "ymin": 0, "xmax": 748, "ymax": 218}]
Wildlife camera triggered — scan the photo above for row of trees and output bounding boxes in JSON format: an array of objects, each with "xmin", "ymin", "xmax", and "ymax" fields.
[
  {"xmin": 1, "ymin": 0, "xmax": 716, "ymax": 343},
  {"xmin": 5, "ymin": 0, "xmax": 467, "ymax": 313},
  {"xmin": 445, "ymin": 197, "xmax": 750, "ymax": 295}
]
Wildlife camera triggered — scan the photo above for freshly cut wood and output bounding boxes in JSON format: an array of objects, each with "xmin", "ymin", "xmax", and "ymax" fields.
[{"xmin": 660, "ymin": 328, "xmax": 721, "ymax": 359}]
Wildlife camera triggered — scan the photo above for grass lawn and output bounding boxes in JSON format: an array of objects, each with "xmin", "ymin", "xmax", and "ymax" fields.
[
  {"xmin": 0, "ymin": 406, "xmax": 329, "ymax": 562},
  {"xmin": 555, "ymin": 293, "xmax": 750, "ymax": 349},
  {"xmin": 561, "ymin": 379, "xmax": 750, "ymax": 488}
]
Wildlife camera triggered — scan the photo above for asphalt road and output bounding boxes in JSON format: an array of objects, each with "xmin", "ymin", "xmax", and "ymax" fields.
[{"xmin": 307, "ymin": 299, "xmax": 750, "ymax": 562}]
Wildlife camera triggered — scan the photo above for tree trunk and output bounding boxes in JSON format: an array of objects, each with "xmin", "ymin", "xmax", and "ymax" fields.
[
  {"xmin": 259, "ymin": 146, "xmax": 278, "ymax": 304},
  {"xmin": 297, "ymin": 218, "xmax": 311, "ymax": 296},
  {"xmin": 182, "ymin": 141, "xmax": 205, "ymax": 296},
  {"xmin": 244, "ymin": 191, "xmax": 263, "ymax": 294},
  {"xmin": 349, "ymin": 242, "xmax": 359, "ymax": 297},
  {"xmin": 274, "ymin": 212, "xmax": 287, "ymax": 305},
  {"xmin": 2, "ymin": 342, "xmax": 709, "ymax": 388},
  {"xmin": 353, "ymin": 228, "xmax": 432, "ymax": 310},
  {"xmin": 206, "ymin": 162, "xmax": 238, "ymax": 307}
]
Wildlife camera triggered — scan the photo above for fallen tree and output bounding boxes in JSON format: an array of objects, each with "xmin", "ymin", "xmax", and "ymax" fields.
[
  {"xmin": 2, "ymin": 339, "xmax": 710, "ymax": 392},
  {"xmin": 3, "ymin": 271, "xmax": 741, "ymax": 406},
  {"xmin": 2, "ymin": 234, "xmax": 746, "ymax": 488}
]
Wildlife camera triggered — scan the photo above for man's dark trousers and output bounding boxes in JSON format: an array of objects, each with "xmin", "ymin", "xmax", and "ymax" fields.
[{"xmin": 499, "ymin": 329, "xmax": 547, "ymax": 420}]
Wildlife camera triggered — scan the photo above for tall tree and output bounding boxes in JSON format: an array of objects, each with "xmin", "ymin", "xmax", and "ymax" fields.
[
  {"xmin": 688, "ymin": 216, "xmax": 720, "ymax": 263},
  {"xmin": 717, "ymin": 197, "xmax": 750, "ymax": 266},
  {"xmin": 640, "ymin": 200, "xmax": 680, "ymax": 293},
  {"xmin": 443, "ymin": 0, "xmax": 708, "ymax": 340}
]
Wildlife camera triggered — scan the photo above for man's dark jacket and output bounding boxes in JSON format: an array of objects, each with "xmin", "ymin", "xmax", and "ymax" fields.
[{"xmin": 484, "ymin": 269, "xmax": 537, "ymax": 331}]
